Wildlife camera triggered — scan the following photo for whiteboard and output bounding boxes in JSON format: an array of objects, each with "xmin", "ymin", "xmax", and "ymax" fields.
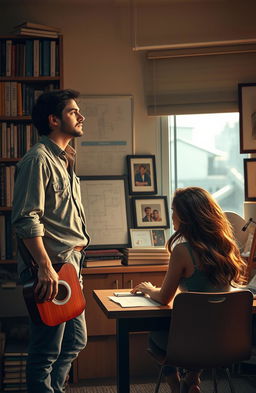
[{"xmin": 76, "ymin": 95, "xmax": 134, "ymax": 176}]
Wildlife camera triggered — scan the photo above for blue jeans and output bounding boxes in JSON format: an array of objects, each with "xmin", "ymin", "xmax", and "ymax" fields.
[
  {"xmin": 20, "ymin": 251, "xmax": 87, "ymax": 393},
  {"xmin": 26, "ymin": 312, "xmax": 86, "ymax": 393}
]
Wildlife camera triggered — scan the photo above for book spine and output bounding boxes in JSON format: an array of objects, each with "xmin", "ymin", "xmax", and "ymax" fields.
[
  {"xmin": 33, "ymin": 39, "xmax": 40, "ymax": 77},
  {"xmin": 41, "ymin": 40, "xmax": 50, "ymax": 76},
  {"xmin": 50, "ymin": 40, "xmax": 56, "ymax": 77},
  {"xmin": 5, "ymin": 213, "xmax": 12, "ymax": 259},
  {"xmin": 4, "ymin": 81, "xmax": 11, "ymax": 116},
  {"xmin": 5, "ymin": 39, "xmax": 12, "ymax": 77},
  {"xmin": 1, "ymin": 40, "xmax": 6, "ymax": 77},
  {"xmin": 25, "ymin": 39, "xmax": 33, "ymax": 77},
  {"xmin": 0, "ymin": 214, "xmax": 6, "ymax": 259},
  {"xmin": 10, "ymin": 81, "xmax": 17, "ymax": 117}
]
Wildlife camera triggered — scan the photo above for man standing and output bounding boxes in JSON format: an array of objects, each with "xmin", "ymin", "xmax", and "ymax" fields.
[{"xmin": 12, "ymin": 89, "xmax": 90, "ymax": 393}]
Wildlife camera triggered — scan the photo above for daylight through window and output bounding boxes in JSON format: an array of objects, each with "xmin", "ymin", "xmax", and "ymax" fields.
[{"xmin": 168, "ymin": 113, "xmax": 247, "ymax": 216}]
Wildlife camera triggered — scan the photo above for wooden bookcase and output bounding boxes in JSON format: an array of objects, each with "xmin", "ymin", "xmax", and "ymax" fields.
[{"xmin": 0, "ymin": 34, "xmax": 63, "ymax": 266}]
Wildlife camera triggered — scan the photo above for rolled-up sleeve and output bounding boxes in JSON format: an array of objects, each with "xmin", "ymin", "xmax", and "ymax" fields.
[{"xmin": 12, "ymin": 155, "xmax": 49, "ymax": 239}]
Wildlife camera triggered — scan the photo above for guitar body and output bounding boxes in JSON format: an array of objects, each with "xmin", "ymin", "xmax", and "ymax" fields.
[{"xmin": 23, "ymin": 263, "xmax": 86, "ymax": 326}]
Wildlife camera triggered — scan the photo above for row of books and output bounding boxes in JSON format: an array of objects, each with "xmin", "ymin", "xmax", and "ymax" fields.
[
  {"xmin": 0, "ymin": 38, "xmax": 60, "ymax": 77},
  {"xmin": 0, "ymin": 166, "xmax": 16, "ymax": 208},
  {"xmin": 2, "ymin": 338, "xmax": 27, "ymax": 392},
  {"xmin": 0, "ymin": 123, "xmax": 39, "ymax": 159},
  {"xmin": 122, "ymin": 247, "xmax": 170, "ymax": 265},
  {"xmin": 0, "ymin": 214, "xmax": 17, "ymax": 260},
  {"xmin": 83, "ymin": 249, "xmax": 124, "ymax": 267},
  {"xmin": 0, "ymin": 81, "xmax": 57, "ymax": 117},
  {"xmin": 82, "ymin": 247, "xmax": 170, "ymax": 267}
]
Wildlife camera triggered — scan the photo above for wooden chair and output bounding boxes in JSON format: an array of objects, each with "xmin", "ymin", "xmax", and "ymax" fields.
[{"xmin": 148, "ymin": 290, "xmax": 253, "ymax": 393}]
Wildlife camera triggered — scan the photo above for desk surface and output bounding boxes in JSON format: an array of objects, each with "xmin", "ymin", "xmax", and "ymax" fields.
[
  {"xmin": 93, "ymin": 288, "xmax": 172, "ymax": 319},
  {"xmin": 93, "ymin": 288, "xmax": 256, "ymax": 319}
]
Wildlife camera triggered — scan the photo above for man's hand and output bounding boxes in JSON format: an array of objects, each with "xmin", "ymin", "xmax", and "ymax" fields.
[{"xmin": 35, "ymin": 264, "xmax": 59, "ymax": 302}]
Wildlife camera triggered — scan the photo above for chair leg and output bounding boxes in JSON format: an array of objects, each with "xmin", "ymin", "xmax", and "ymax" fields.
[
  {"xmin": 212, "ymin": 368, "xmax": 218, "ymax": 393},
  {"xmin": 154, "ymin": 366, "xmax": 164, "ymax": 393},
  {"xmin": 225, "ymin": 367, "xmax": 236, "ymax": 393}
]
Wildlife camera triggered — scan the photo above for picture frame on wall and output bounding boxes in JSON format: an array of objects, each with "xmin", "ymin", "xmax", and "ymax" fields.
[
  {"xmin": 244, "ymin": 158, "xmax": 256, "ymax": 201},
  {"xmin": 79, "ymin": 175, "xmax": 131, "ymax": 248},
  {"xmin": 130, "ymin": 228, "xmax": 167, "ymax": 248},
  {"xmin": 127, "ymin": 155, "xmax": 157, "ymax": 195},
  {"xmin": 238, "ymin": 83, "xmax": 256, "ymax": 153},
  {"xmin": 132, "ymin": 196, "xmax": 170, "ymax": 228}
]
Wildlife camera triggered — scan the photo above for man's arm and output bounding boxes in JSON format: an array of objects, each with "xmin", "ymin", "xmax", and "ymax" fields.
[{"xmin": 23, "ymin": 237, "xmax": 59, "ymax": 302}]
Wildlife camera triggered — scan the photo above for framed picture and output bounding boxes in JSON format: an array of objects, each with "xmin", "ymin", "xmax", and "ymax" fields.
[
  {"xmin": 76, "ymin": 95, "xmax": 134, "ymax": 176},
  {"xmin": 79, "ymin": 175, "xmax": 131, "ymax": 248},
  {"xmin": 130, "ymin": 228, "xmax": 167, "ymax": 248},
  {"xmin": 239, "ymin": 83, "xmax": 256, "ymax": 153},
  {"xmin": 127, "ymin": 155, "xmax": 157, "ymax": 195},
  {"xmin": 244, "ymin": 158, "xmax": 256, "ymax": 201},
  {"xmin": 132, "ymin": 196, "xmax": 170, "ymax": 228}
]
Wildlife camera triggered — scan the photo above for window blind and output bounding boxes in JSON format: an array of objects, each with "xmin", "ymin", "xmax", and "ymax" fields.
[{"xmin": 145, "ymin": 44, "xmax": 256, "ymax": 115}]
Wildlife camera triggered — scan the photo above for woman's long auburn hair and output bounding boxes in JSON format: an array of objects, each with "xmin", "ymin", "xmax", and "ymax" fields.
[{"xmin": 167, "ymin": 187, "xmax": 247, "ymax": 286}]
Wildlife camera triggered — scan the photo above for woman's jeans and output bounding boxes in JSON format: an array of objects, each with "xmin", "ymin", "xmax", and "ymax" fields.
[{"xmin": 20, "ymin": 251, "xmax": 87, "ymax": 393}]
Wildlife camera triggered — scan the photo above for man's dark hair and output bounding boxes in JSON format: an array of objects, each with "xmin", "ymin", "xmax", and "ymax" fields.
[{"xmin": 32, "ymin": 89, "xmax": 80, "ymax": 136}]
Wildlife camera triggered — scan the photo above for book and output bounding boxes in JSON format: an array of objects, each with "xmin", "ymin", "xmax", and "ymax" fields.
[
  {"xmin": 86, "ymin": 249, "xmax": 123, "ymax": 257},
  {"xmin": 5, "ymin": 40, "xmax": 12, "ymax": 77},
  {"xmin": 25, "ymin": 39, "xmax": 33, "ymax": 77},
  {"xmin": 124, "ymin": 247, "xmax": 167, "ymax": 253},
  {"xmin": 14, "ymin": 27, "xmax": 59, "ymax": 38},
  {"xmin": 14, "ymin": 21, "xmax": 61, "ymax": 32},
  {"xmin": 122, "ymin": 258, "xmax": 168, "ymax": 266},
  {"xmin": 4, "ymin": 81, "xmax": 11, "ymax": 116},
  {"xmin": 10, "ymin": 82, "xmax": 17, "ymax": 117},
  {"xmin": 33, "ymin": 39, "xmax": 40, "ymax": 77},
  {"xmin": 84, "ymin": 258, "xmax": 123, "ymax": 268},
  {"xmin": 50, "ymin": 40, "xmax": 56, "ymax": 77},
  {"xmin": 41, "ymin": 40, "xmax": 50, "ymax": 76},
  {"xmin": 0, "ymin": 214, "xmax": 6, "ymax": 259}
]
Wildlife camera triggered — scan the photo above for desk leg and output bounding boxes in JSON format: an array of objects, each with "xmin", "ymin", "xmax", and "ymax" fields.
[{"xmin": 116, "ymin": 319, "xmax": 130, "ymax": 393}]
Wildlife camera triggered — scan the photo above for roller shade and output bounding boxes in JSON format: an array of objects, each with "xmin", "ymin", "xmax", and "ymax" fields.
[{"xmin": 145, "ymin": 44, "xmax": 256, "ymax": 115}]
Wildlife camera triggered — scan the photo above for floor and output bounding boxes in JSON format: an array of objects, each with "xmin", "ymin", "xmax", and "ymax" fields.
[{"xmin": 66, "ymin": 366, "xmax": 256, "ymax": 393}]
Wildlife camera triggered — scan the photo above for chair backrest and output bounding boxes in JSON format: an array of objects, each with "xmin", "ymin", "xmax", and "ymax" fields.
[
  {"xmin": 166, "ymin": 290, "xmax": 253, "ymax": 369},
  {"xmin": 224, "ymin": 211, "xmax": 248, "ymax": 251}
]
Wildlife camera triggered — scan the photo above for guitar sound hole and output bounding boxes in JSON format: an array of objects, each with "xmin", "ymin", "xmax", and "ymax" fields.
[{"xmin": 56, "ymin": 284, "xmax": 69, "ymax": 301}]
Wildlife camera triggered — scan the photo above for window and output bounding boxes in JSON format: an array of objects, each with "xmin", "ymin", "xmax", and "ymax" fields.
[{"xmin": 167, "ymin": 113, "xmax": 247, "ymax": 216}]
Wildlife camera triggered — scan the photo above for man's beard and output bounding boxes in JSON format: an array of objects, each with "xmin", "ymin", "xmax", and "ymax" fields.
[{"xmin": 60, "ymin": 121, "xmax": 84, "ymax": 137}]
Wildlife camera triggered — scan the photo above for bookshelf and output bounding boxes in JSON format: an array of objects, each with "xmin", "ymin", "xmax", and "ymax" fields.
[{"xmin": 0, "ymin": 34, "xmax": 63, "ymax": 265}]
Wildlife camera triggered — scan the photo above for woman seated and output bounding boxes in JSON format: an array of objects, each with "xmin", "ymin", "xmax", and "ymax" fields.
[{"xmin": 131, "ymin": 187, "xmax": 246, "ymax": 393}]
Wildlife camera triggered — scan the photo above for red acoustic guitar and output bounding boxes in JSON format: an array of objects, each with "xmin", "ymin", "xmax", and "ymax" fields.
[{"xmin": 23, "ymin": 263, "xmax": 86, "ymax": 326}]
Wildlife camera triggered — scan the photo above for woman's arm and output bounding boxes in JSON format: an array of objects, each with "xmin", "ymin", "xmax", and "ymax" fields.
[{"xmin": 131, "ymin": 244, "xmax": 187, "ymax": 304}]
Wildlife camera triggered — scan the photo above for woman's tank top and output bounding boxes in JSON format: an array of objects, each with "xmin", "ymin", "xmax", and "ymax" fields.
[{"xmin": 179, "ymin": 242, "xmax": 230, "ymax": 292}]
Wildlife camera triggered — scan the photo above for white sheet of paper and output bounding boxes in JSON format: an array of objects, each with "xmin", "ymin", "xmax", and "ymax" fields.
[{"xmin": 108, "ymin": 295, "xmax": 161, "ymax": 308}]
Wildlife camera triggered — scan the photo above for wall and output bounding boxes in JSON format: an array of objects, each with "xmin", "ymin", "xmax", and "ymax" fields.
[
  {"xmin": 0, "ymin": 0, "xmax": 159, "ymax": 156},
  {"xmin": 1, "ymin": 0, "xmax": 256, "ymax": 172}
]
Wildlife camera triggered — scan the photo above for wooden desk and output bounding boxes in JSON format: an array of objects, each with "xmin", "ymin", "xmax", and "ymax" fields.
[
  {"xmin": 93, "ymin": 289, "xmax": 172, "ymax": 393},
  {"xmin": 93, "ymin": 289, "xmax": 256, "ymax": 393}
]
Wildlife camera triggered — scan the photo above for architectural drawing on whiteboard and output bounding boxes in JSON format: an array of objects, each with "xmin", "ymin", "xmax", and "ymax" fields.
[
  {"xmin": 80, "ymin": 178, "xmax": 129, "ymax": 247},
  {"xmin": 76, "ymin": 96, "xmax": 133, "ymax": 176}
]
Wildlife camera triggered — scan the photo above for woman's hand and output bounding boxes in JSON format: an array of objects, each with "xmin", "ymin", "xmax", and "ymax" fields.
[{"xmin": 131, "ymin": 281, "xmax": 156, "ymax": 296}]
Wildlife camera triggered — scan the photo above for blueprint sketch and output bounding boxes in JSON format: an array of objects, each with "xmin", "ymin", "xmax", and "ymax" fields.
[
  {"xmin": 76, "ymin": 96, "xmax": 134, "ymax": 175},
  {"xmin": 80, "ymin": 177, "xmax": 129, "ymax": 247}
]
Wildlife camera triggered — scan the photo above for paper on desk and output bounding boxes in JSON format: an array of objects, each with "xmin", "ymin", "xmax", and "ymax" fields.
[{"xmin": 108, "ymin": 295, "xmax": 161, "ymax": 308}]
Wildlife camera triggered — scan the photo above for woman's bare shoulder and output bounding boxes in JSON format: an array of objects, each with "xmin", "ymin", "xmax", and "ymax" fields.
[{"xmin": 172, "ymin": 242, "xmax": 189, "ymax": 254}]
